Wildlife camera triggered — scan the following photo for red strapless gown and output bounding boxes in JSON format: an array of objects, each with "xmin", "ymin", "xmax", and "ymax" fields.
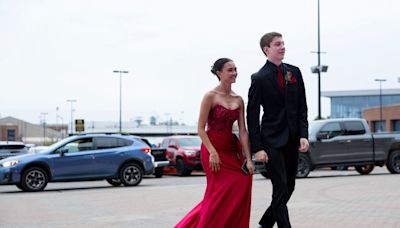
[{"xmin": 175, "ymin": 104, "xmax": 253, "ymax": 228}]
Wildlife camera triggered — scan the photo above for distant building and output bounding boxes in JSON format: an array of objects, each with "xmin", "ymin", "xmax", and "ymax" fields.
[
  {"xmin": 363, "ymin": 105, "xmax": 400, "ymax": 132},
  {"xmin": 322, "ymin": 89, "xmax": 400, "ymax": 118},
  {"xmin": 84, "ymin": 121, "xmax": 197, "ymax": 135},
  {"xmin": 322, "ymin": 89, "xmax": 400, "ymax": 132},
  {"xmin": 0, "ymin": 116, "xmax": 66, "ymax": 145}
]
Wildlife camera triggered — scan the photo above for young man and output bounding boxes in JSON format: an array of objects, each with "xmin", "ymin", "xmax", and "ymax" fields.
[{"xmin": 247, "ymin": 32, "xmax": 309, "ymax": 228}]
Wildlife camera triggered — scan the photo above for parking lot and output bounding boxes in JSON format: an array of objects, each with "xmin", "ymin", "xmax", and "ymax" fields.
[{"xmin": 0, "ymin": 167, "xmax": 399, "ymax": 228}]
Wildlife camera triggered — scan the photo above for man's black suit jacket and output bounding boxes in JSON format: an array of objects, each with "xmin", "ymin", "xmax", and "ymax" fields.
[{"xmin": 247, "ymin": 60, "xmax": 308, "ymax": 153}]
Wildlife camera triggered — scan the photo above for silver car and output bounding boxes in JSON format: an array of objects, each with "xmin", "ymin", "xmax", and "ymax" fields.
[{"xmin": 0, "ymin": 141, "xmax": 28, "ymax": 160}]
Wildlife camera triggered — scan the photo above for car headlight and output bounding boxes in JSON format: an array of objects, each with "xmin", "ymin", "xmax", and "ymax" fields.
[
  {"xmin": 184, "ymin": 150, "xmax": 196, "ymax": 155},
  {"xmin": 1, "ymin": 160, "xmax": 20, "ymax": 168}
]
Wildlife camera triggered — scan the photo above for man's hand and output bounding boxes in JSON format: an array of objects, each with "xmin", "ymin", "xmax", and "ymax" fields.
[
  {"xmin": 254, "ymin": 150, "xmax": 268, "ymax": 163},
  {"xmin": 299, "ymin": 138, "xmax": 309, "ymax": 153}
]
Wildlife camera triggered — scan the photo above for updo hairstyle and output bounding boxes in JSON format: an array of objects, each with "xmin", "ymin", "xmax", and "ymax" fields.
[{"xmin": 210, "ymin": 58, "xmax": 232, "ymax": 81}]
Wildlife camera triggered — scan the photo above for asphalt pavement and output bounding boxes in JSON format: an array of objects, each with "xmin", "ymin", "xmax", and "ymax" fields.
[{"xmin": 0, "ymin": 167, "xmax": 399, "ymax": 228}]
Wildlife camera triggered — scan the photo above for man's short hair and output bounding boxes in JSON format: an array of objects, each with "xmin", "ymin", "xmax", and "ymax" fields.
[{"xmin": 260, "ymin": 32, "xmax": 282, "ymax": 56}]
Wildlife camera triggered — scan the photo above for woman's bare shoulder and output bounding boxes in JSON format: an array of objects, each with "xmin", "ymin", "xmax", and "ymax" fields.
[{"xmin": 202, "ymin": 90, "xmax": 218, "ymax": 102}]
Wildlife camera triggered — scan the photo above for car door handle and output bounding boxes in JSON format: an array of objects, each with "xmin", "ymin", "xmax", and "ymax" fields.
[{"xmin": 338, "ymin": 140, "xmax": 351, "ymax": 144}]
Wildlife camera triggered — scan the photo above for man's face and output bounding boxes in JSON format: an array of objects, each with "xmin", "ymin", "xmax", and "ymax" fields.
[{"xmin": 264, "ymin": 36, "xmax": 285, "ymax": 61}]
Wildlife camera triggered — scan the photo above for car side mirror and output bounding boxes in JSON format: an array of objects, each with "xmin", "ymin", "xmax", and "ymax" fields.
[
  {"xmin": 60, "ymin": 148, "xmax": 69, "ymax": 156},
  {"xmin": 316, "ymin": 132, "xmax": 329, "ymax": 141},
  {"xmin": 168, "ymin": 144, "xmax": 177, "ymax": 149}
]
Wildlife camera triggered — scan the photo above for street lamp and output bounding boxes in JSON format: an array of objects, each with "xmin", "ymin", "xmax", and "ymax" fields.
[
  {"xmin": 66, "ymin": 99, "xmax": 77, "ymax": 135},
  {"xmin": 374, "ymin": 79, "xmax": 386, "ymax": 132},
  {"xmin": 40, "ymin": 112, "xmax": 48, "ymax": 145},
  {"xmin": 57, "ymin": 115, "xmax": 65, "ymax": 138},
  {"xmin": 113, "ymin": 70, "xmax": 129, "ymax": 132},
  {"xmin": 311, "ymin": 0, "xmax": 328, "ymax": 120}
]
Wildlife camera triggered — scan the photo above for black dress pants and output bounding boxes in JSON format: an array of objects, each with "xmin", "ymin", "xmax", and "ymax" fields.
[{"xmin": 259, "ymin": 139, "xmax": 298, "ymax": 228}]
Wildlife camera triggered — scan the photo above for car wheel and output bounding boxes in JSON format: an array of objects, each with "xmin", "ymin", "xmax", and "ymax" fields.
[
  {"xmin": 21, "ymin": 167, "xmax": 48, "ymax": 192},
  {"xmin": 154, "ymin": 167, "xmax": 164, "ymax": 178},
  {"xmin": 106, "ymin": 178, "xmax": 122, "ymax": 186},
  {"xmin": 297, "ymin": 153, "xmax": 311, "ymax": 178},
  {"xmin": 386, "ymin": 150, "xmax": 400, "ymax": 174},
  {"xmin": 176, "ymin": 159, "xmax": 191, "ymax": 176},
  {"xmin": 355, "ymin": 164, "xmax": 374, "ymax": 175},
  {"xmin": 119, "ymin": 163, "xmax": 143, "ymax": 186}
]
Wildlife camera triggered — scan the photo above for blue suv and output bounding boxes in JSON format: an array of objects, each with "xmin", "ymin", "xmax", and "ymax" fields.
[{"xmin": 0, "ymin": 133, "xmax": 154, "ymax": 191}]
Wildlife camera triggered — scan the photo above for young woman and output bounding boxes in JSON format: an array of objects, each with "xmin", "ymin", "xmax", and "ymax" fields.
[{"xmin": 175, "ymin": 58, "xmax": 255, "ymax": 228}]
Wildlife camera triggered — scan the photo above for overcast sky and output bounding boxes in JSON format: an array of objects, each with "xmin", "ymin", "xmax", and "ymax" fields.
[{"xmin": 1, "ymin": 0, "xmax": 399, "ymax": 126}]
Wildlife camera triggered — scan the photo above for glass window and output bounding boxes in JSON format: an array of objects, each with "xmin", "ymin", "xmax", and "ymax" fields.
[
  {"xmin": 96, "ymin": 137, "xmax": 132, "ymax": 149},
  {"xmin": 118, "ymin": 138, "xmax": 133, "ymax": 147},
  {"xmin": 96, "ymin": 137, "xmax": 119, "ymax": 149},
  {"xmin": 319, "ymin": 122, "xmax": 343, "ymax": 139},
  {"xmin": 56, "ymin": 138, "xmax": 93, "ymax": 153},
  {"xmin": 0, "ymin": 144, "xmax": 26, "ymax": 150},
  {"xmin": 344, "ymin": 121, "xmax": 366, "ymax": 135},
  {"xmin": 7, "ymin": 129, "xmax": 16, "ymax": 141},
  {"xmin": 392, "ymin": 120, "xmax": 400, "ymax": 132},
  {"xmin": 372, "ymin": 121, "xmax": 386, "ymax": 132},
  {"xmin": 161, "ymin": 139, "xmax": 170, "ymax": 148},
  {"xmin": 169, "ymin": 139, "xmax": 177, "ymax": 147},
  {"xmin": 329, "ymin": 94, "xmax": 400, "ymax": 119},
  {"xmin": 178, "ymin": 138, "xmax": 202, "ymax": 147}
]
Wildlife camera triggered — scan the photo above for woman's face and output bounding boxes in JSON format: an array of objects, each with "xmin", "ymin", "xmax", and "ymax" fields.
[{"xmin": 218, "ymin": 61, "xmax": 237, "ymax": 83}]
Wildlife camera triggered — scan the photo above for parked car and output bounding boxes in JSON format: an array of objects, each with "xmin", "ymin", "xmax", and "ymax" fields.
[
  {"xmin": 260, "ymin": 118, "xmax": 400, "ymax": 178},
  {"xmin": 161, "ymin": 135, "xmax": 202, "ymax": 176},
  {"xmin": 140, "ymin": 138, "xmax": 169, "ymax": 178},
  {"xmin": 0, "ymin": 133, "xmax": 154, "ymax": 191},
  {"xmin": 0, "ymin": 141, "xmax": 29, "ymax": 160}
]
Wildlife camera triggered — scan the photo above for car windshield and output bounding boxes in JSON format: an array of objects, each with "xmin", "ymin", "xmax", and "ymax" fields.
[{"xmin": 178, "ymin": 138, "xmax": 201, "ymax": 147}]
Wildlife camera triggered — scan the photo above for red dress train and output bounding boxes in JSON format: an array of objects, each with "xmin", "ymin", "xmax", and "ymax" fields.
[{"xmin": 175, "ymin": 104, "xmax": 252, "ymax": 228}]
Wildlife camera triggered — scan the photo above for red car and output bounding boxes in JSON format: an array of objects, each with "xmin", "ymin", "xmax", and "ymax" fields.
[{"xmin": 161, "ymin": 136, "xmax": 202, "ymax": 176}]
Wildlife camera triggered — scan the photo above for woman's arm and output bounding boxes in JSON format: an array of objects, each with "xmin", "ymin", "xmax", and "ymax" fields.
[{"xmin": 197, "ymin": 92, "xmax": 220, "ymax": 172}]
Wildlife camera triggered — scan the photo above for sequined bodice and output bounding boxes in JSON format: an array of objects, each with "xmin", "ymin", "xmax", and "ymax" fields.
[{"xmin": 207, "ymin": 104, "xmax": 240, "ymax": 133}]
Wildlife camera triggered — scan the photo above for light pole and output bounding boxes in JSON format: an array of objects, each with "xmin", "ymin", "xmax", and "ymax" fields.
[
  {"xmin": 66, "ymin": 99, "xmax": 77, "ymax": 135},
  {"xmin": 40, "ymin": 112, "xmax": 48, "ymax": 145},
  {"xmin": 311, "ymin": 0, "xmax": 328, "ymax": 120},
  {"xmin": 113, "ymin": 70, "xmax": 129, "ymax": 132},
  {"xmin": 374, "ymin": 79, "xmax": 386, "ymax": 132},
  {"xmin": 164, "ymin": 113, "xmax": 171, "ymax": 133},
  {"xmin": 57, "ymin": 115, "xmax": 65, "ymax": 138}
]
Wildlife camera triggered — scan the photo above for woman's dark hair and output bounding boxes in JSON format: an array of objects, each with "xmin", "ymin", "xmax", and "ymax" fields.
[{"xmin": 211, "ymin": 58, "xmax": 232, "ymax": 80}]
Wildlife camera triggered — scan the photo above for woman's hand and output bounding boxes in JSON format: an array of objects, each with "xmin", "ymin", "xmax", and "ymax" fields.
[
  {"xmin": 209, "ymin": 152, "xmax": 221, "ymax": 172},
  {"xmin": 246, "ymin": 159, "xmax": 256, "ymax": 175}
]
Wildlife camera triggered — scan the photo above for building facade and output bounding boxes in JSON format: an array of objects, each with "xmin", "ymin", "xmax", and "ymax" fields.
[
  {"xmin": 322, "ymin": 89, "xmax": 400, "ymax": 118},
  {"xmin": 363, "ymin": 105, "xmax": 400, "ymax": 132},
  {"xmin": 0, "ymin": 116, "xmax": 66, "ymax": 145},
  {"xmin": 322, "ymin": 89, "xmax": 400, "ymax": 132}
]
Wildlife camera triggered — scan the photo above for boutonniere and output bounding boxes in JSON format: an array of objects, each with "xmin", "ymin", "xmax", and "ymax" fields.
[{"xmin": 285, "ymin": 71, "xmax": 297, "ymax": 84}]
